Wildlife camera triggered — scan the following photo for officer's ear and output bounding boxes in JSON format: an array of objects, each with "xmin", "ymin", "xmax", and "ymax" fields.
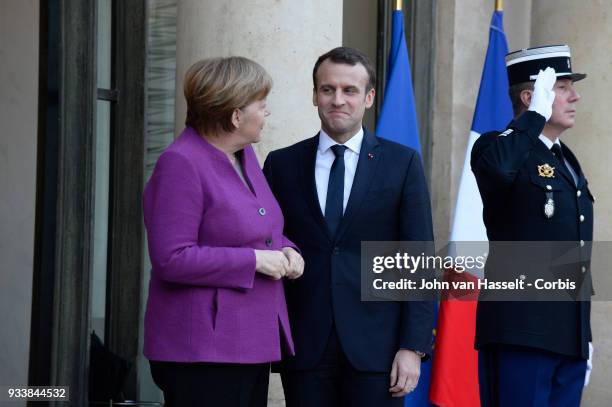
[{"xmin": 519, "ymin": 89, "xmax": 533, "ymax": 110}]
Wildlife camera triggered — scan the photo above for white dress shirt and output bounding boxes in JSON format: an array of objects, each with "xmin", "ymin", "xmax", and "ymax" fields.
[
  {"xmin": 538, "ymin": 134, "xmax": 578, "ymax": 184},
  {"xmin": 315, "ymin": 128, "xmax": 363, "ymax": 215}
]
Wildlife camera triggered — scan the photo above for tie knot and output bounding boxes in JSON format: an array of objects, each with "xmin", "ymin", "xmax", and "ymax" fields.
[
  {"xmin": 331, "ymin": 144, "xmax": 347, "ymax": 158},
  {"xmin": 551, "ymin": 144, "xmax": 564, "ymax": 159}
]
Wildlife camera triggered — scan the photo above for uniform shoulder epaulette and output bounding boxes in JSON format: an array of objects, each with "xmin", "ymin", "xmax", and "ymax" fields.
[{"xmin": 498, "ymin": 129, "xmax": 514, "ymax": 137}]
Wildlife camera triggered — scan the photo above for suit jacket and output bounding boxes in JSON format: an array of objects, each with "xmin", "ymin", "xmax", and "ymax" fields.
[
  {"xmin": 471, "ymin": 111, "xmax": 594, "ymax": 359},
  {"xmin": 263, "ymin": 128, "xmax": 435, "ymax": 372},
  {"xmin": 143, "ymin": 126, "xmax": 295, "ymax": 363}
]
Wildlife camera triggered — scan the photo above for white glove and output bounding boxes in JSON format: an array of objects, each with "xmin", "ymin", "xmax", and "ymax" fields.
[{"xmin": 528, "ymin": 67, "xmax": 556, "ymax": 121}]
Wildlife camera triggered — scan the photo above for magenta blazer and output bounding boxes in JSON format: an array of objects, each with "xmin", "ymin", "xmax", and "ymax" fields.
[{"xmin": 143, "ymin": 127, "xmax": 295, "ymax": 363}]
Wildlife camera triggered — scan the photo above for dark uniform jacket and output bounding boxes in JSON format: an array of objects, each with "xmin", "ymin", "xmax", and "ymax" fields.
[
  {"xmin": 263, "ymin": 128, "xmax": 435, "ymax": 372},
  {"xmin": 471, "ymin": 110, "xmax": 594, "ymax": 359}
]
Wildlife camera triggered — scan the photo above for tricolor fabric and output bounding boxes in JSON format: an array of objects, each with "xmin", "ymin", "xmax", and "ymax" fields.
[
  {"xmin": 429, "ymin": 10, "xmax": 513, "ymax": 407},
  {"xmin": 376, "ymin": 10, "xmax": 434, "ymax": 407}
]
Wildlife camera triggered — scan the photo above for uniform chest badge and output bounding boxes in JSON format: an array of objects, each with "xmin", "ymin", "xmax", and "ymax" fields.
[{"xmin": 538, "ymin": 163, "xmax": 555, "ymax": 178}]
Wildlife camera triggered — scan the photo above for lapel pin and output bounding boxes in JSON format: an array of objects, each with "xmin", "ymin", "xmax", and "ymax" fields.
[
  {"xmin": 368, "ymin": 153, "xmax": 374, "ymax": 159},
  {"xmin": 537, "ymin": 163, "xmax": 555, "ymax": 178}
]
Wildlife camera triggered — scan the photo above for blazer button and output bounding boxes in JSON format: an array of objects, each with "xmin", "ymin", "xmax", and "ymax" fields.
[
  {"xmin": 580, "ymin": 215, "xmax": 585, "ymax": 222},
  {"xmin": 581, "ymin": 266, "xmax": 587, "ymax": 273},
  {"xmin": 259, "ymin": 207, "xmax": 266, "ymax": 216},
  {"xmin": 332, "ymin": 247, "xmax": 340, "ymax": 255},
  {"xmin": 266, "ymin": 238, "xmax": 273, "ymax": 247},
  {"xmin": 546, "ymin": 185, "xmax": 552, "ymax": 190},
  {"xmin": 580, "ymin": 240, "xmax": 585, "ymax": 247},
  {"xmin": 577, "ymin": 190, "xmax": 582, "ymax": 197}
]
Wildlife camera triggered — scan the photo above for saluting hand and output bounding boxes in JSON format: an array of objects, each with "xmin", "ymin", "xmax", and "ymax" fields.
[
  {"xmin": 282, "ymin": 247, "xmax": 304, "ymax": 279},
  {"xmin": 254, "ymin": 250, "xmax": 289, "ymax": 280},
  {"xmin": 528, "ymin": 66, "xmax": 557, "ymax": 121}
]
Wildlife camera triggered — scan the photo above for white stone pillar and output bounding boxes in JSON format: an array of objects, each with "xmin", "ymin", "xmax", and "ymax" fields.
[
  {"xmin": 0, "ymin": 1, "xmax": 39, "ymax": 399},
  {"xmin": 174, "ymin": 0, "xmax": 343, "ymax": 162}
]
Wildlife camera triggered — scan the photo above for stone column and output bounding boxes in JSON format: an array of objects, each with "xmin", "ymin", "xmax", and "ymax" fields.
[
  {"xmin": 174, "ymin": 0, "xmax": 343, "ymax": 163},
  {"xmin": 531, "ymin": 2, "xmax": 612, "ymax": 405},
  {"xmin": 0, "ymin": 0, "xmax": 39, "ymax": 399}
]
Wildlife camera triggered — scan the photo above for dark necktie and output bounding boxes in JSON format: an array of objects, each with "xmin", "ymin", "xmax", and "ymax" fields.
[
  {"xmin": 325, "ymin": 145, "xmax": 347, "ymax": 237},
  {"xmin": 551, "ymin": 144, "xmax": 566, "ymax": 165},
  {"xmin": 551, "ymin": 144, "xmax": 577, "ymax": 185}
]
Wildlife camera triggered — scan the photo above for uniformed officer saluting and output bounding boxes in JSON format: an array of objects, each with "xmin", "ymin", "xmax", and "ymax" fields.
[{"xmin": 471, "ymin": 45, "xmax": 594, "ymax": 407}]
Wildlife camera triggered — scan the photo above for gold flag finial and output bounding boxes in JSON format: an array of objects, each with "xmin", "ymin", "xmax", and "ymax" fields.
[
  {"xmin": 395, "ymin": 0, "xmax": 402, "ymax": 11},
  {"xmin": 495, "ymin": 0, "xmax": 503, "ymax": 11}
]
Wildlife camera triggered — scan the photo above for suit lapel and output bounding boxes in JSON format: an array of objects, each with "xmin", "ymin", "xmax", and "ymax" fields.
[
  {"xmin": 335, "ymin": 129, "xmax": 381, "ymax": 242},
  {"xmin": 300, "ymin": 133, "xmax": 332, "ymax": 242}
]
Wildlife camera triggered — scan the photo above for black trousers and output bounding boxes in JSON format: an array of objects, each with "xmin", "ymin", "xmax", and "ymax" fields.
[
  {"xmin": 281, "ymin": 328, "xmax": 403, "ymax": 407},
  {"xmin": 149, "ymin": 360, "xmax": 270, "ymax": 407}
]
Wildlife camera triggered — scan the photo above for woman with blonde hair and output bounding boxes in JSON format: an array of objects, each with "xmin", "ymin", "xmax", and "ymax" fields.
[{"xmin": 143, "ymin": 56, "xmax": 303, "ymax": 406}]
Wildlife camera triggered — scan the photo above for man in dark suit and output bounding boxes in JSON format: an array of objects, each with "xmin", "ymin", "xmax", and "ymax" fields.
[
  {"xmin": 471, "ymin": 45, "xmax": 594, "ymax": 407},
  {"xmin": 263, "ymin": 47, "xmax": 435, "ymax": 406}
]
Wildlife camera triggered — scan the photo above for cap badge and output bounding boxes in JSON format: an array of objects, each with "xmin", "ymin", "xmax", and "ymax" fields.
[{"xmin": 538, "ymin": 163, "xmax": 555, "ymax": 178}]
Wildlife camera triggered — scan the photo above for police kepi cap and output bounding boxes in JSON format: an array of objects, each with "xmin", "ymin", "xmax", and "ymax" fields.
[{"xmin": 505, "ymin": 44, "xmax": 586, "ymax": 86}]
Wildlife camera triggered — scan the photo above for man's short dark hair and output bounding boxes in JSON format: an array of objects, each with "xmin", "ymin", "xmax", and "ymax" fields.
[
  {"xmin": 312, "ymin": 47, "xmax": 376, "ymax": 92},
  {"xmin": 508, "ymin": 81, "xmax": 534, "ymax": 117}
]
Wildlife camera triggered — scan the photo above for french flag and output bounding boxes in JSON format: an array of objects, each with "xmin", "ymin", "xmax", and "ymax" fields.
[{"xmin": 429, "ymin": 9, "xmax": 513, "ymax": 407}]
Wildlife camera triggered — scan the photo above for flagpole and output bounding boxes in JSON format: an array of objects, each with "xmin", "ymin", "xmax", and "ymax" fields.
[
  {"xmin": 495, "ymin": 0, "xmax": 503, "ymax": 11},
  {"xmin": 395, "ymin": 0, "xmax": 402, "ymax": 11}
]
